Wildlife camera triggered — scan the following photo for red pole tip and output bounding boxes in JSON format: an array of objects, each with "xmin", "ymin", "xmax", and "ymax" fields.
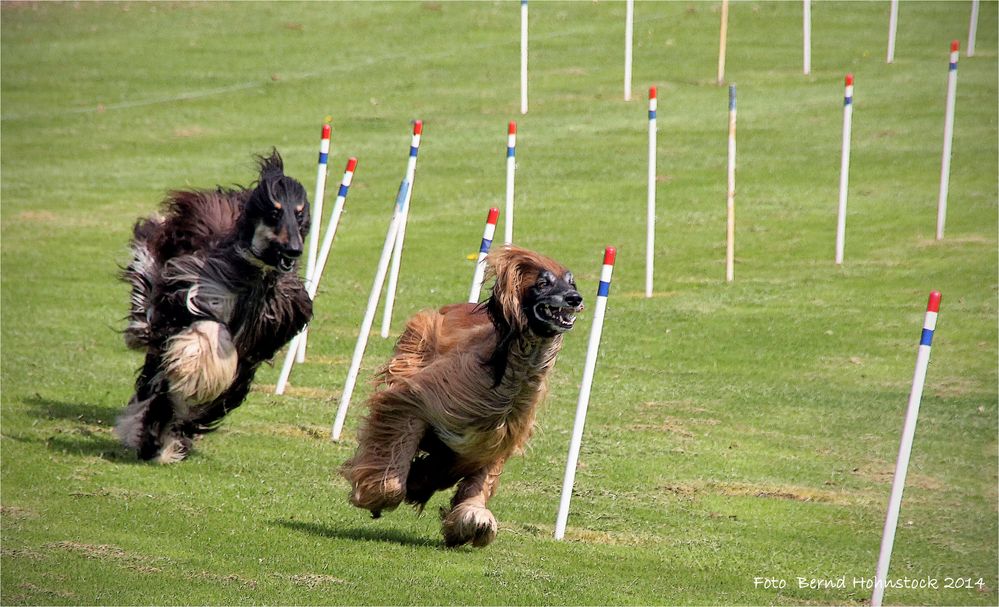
[
  {"xmin": 650, "ymin": 85, "xmax": 657, "ymax": 99},
  {"xmin": 508, "ymin": 121, "xmax": 517, "ymax": 134},
  {"xmin": 345, "ymin": 157, "xmax": 358, "ymax": 172},
  {"xmin": 927, "ymin": 291, "xmax": 942, "ymax": 313},
  {"xmin": 603, "ymin": 246, "xmax": 617, "ymax": 266},
  {"xmin": 413, "ymin": 120, "xmax": 423, "ymax": 135},
  {"xmin": 487, "ymin": 207, "xmax": 500, "ymax": 224},
  {"xmin": 845, "ymin": 73, "xmax": 854, "ymax": 86},
  {"xmin": 951, "ymin": 39, "xmax": 960, "ymax": 52},
  {"xmin": 321, "ymin": 123, "xmax": 332, "ymax": 138}
]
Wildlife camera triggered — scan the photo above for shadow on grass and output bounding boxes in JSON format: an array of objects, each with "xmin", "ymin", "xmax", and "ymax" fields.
[
  {"xmin": 274, "ymin": 518, "xmax": 442, "ymax": 549},
  {"xmin": 21, "ymin": 394, "xmax": 136, "ymax": 463}
]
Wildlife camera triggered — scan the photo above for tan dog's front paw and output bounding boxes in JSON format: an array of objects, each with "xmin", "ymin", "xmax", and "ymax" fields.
[{"xmin": 441, "ymin": 502, "xmax": 498, "ymax": 548}]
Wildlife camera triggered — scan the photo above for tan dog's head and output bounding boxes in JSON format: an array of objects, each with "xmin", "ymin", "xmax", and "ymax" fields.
[{"xmin": 484, "ymin": 246, "xmax": 583, "ymax": 338}]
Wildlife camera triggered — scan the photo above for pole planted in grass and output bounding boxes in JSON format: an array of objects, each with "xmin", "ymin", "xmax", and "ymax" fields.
[
  {"xmin": 381, "ymin": 120, "xmax": 422, "ymax": 338},
  {"xmin": 299, "ymin": 121, "xmax": 332, "ymax": 362},
  {"xmin": 646, "ymin": 85, "xmax": 657, "ymax": 298},
  {"xmin": 803, "ymin": 0, "xmax": 812, "ymax": 75},
  {"xmin": 521, "ymin": 0, "xmax": 529, "ymax": 115},
  {"xmin": 937, "ymin": 41, "xmax": 959, "ymax": 241},
  {"xmin": 276, "ymin": 157, "xmax": 358, "ymax": 395},
  {"xmin": 624, "ymin": 0, "xmax": 634, "ymax": 101},
  {"xmin": 886, "ymin": 0, "xmax": 899, "ymax": 63},
  {"xmin": 968, "ymin": 0, "xmax": 979, "ymax": 57},
  {"xmin": 717, "ymin": 0, "xmax": 730, "ymax": 85},
  {"xmin": 555, "ymin": 247, "xmax": 616, "ymax": 541},
  {"xmin": 332, "ymin": 180, "xmax": 410, "ymax": 441},
  {"xmin": 505, "ymin": 121, "xmax": 517, "ymax": 245},
  {"xmin": 469, "ymin": 208, "xmax": 499, "ymax": 304},
  {"xmin": 725, "ymin": 84, "xmax": 737, "ymax": 283},
  {"xmin": 871, "ymin": 291, "xmax": 942, "ymax": 607},
  {"xmin": 835, "ymin": 74, "xmax": 854, "ymax": 266}
]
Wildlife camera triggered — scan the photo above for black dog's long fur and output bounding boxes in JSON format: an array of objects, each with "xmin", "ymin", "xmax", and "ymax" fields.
[{"xmin": 116, "ymin": 151, "xmax": 313, "ymax": 462}]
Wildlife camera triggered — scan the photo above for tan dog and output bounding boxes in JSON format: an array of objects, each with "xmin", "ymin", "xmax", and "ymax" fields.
[{"xmin": 341, "ymin": 246, "xmax": 583, "ymax": 547}]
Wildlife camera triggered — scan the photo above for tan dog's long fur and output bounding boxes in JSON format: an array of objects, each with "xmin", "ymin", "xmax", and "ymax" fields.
[{"xmin": 341, "ymin": 246, "xmax": 573, "ymax": 547}]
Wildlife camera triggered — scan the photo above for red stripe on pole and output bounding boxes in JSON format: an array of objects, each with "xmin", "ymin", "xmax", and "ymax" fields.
[
  {"xmin": 927, "ymin": 291, "xmax": 942, "ymax": 313},
  {"xmin": 650, "ymin": 86, "xmax": 657, "ymax": 99},
  {"xmin": 487, "ymin": 207, "xmax": 499, "ymax": 224},
  {"xmin": 845, "ymin": 73, "xmax": 854, "ymax": 86},
  {"xmin": 413, "ymin": 120, "xmax": 423, "ymax": 135},
  {"xmin": 603, "ymin": 247, "xmax": 617, "ymax": 266},
  {"xmin": 322, "ymin": 123, "xmax": 331, "ymax": 139},
  {"xmin": 345, "ymin": 157, "xmax": 358, "ymax": 172},
  {"xmin": 951, "ymin": 39, "xmax": 960, "ymax": 52},
  {"xmin": 508, "ymin": 121, "xmax": 517, "ymax": 135}
]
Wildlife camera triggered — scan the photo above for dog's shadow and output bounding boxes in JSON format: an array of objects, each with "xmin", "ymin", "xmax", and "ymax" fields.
[
  {"xmin": 274, "ymin": 518, "xmax": 444, "ymax": 549},
  {"xmin": 21, "ymin": 395, "xmax": 135, "ymax": 462}
]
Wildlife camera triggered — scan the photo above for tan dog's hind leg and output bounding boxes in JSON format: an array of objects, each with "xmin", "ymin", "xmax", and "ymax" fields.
[
  {"xmin": 442, "ymin": 460, "xmax": 505, "ymax": 548},
  {"xmin": 342, "ymin": 399, "xmax": 427, "ymax": 517}
]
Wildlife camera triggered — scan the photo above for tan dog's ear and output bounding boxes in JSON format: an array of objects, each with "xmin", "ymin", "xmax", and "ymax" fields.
[{"xmin": 484, "ymin": 246, "xmax": 529, "ymax": 333}]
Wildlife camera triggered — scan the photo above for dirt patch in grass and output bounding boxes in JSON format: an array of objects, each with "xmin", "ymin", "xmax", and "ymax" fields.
[
  {"xmin": 628, "ymin": 420, "xmax": 695, "ymax": 437},
  {"xmin": 189, "ymin": 571, "xmax": 258, "ymax": 589},
  {"xmin": 2, "ymin": 546, "xmax": 45, "ymax": 561},
  {"xmin": 252, "ymin": 384, "xmax": 338, "ymax": 400},
  {"xmin": 851, "ymin": 464, "xmax": 944, "ymax": 491},
  {"xmin": 46, "ymin": 541, "xmax": 164, "ymax": 573},
  {"xmin": 16, "ymin": 582, "xmax": 76, "ymax": 601},
  {"xmin": 659, "ymin": 481, "xmax": 873, "ymax": 506},
  {"xmin": 1, "ymin": 505, "xmax": 37, "ymax": 520},
  {"xmin": 263, "ymin": 424, "xmax": 329, "ymax": 441},
  {"xmin": 278, "ymin": 573, "xmax": 350, "ymax": 588},
  {"xmin": 14, "ymin": 210, "xmax": 58, "ymax": 223}
]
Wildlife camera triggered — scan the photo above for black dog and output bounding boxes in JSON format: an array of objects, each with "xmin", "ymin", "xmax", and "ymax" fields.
[{"xmin": 116, "ymin": 151, "xmax": 313, "ymax": 462}]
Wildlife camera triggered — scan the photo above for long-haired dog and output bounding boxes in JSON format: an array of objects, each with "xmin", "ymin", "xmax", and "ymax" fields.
[
  {"xmin": 116, "ymin": 150, "xmax": 313, "ymax": 463},
  {"xmin": 341, "ymin": 246, "xmax": 583, "ymax": 547}
]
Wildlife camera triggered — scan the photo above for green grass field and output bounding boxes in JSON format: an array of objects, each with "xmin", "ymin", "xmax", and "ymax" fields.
[{"xmin": 2, "ymin": 1, "xmax": 996, "ymax": 604}]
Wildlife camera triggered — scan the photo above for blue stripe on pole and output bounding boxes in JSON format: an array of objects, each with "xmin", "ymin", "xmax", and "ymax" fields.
[
  {"xmin": 649, "ymin": 110, "xmax": 656, "ymax": 120},
  {"xmin": 507, "ymin": 146, "xmax": 515, "ymax": 157},
  {"xmin": 410, "ymin": 146, "xmax": 419, "ymax": 157},
  {"xmin": 919, "ymin": 328, "xmax": 934, "ymax": 346},
  {"xmin": 479, "ymin": 238, "xmax": 493, "ymax": 254},
  {"xmin": 337, "ymin": 184, "xmax": 349, "ymax": 198},
  {"xmin": 396, "ymin": 180, "xmax": 410, "ymax": 211},
  {"xmin": 949, "ymin": 62, "xmax": 958, "ymax": 71},
  {"xmin": 728, "ymin": 85, "xmax": 736, "ymax": 110},
  {"xmin": 318, "ymin": 152, "xmax": 329, "ymax": 164},
  {"xmin": 597, "ymin": 281, "xmax": 610, "ymax": 297},
  {"xmin": 844, "ymin": 96, "xmax": 853, "ymax": 106}
]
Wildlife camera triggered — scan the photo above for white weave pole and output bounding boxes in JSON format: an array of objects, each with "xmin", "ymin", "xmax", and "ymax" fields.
[
  {"xmin": 332, "ymin": 180, "xmax": 410, "ymax": 441},
  {"xmin": 504, "ymin": 121, "xmax": 517, "ymax": 245},
  {"xmin": 554, "ymin": 247, "xmax": 616, "ymax": 541},
  {"xmin": 275, "ymin": 158, "xmax": 358, "ymax": 395},
  {"xmin": 968, "ymin": 0, "xmax": 980, "ymax": 57},
  {"xmin": 469, "ymin": 208, "xmax": 500, "ymax": 303},
  {"xmin": 717, "ymin": 0, "xmax": 729, "ymax": 85},
  {"xmin": 521, "ymin": 0, "xmax": 528, "ymax": 115},
  {"xmin": 624, "ymin": 0, "xmax": 634, "ymax": 101},
  {"xmin": 871, "ymin": 291, "xmax": 942, "ymax": 607},
  {"xmin": 937, "ymin": 41, "xmax": 960, "ymax": 241},
  {"xmin": 725, "ymin": 84, "xmax": 737, "ymax": 283},
  {"xmin": 886, "ymin": 0, "xmax": 899, "ymax": 63},
  {"xmin": 645, "ymin": 86, "xmax": 657, "ymax": 299},
  {"xmin": 381, "ymin": 121, "xmax": 423, "ymax": 338},
  {"xmin": 835, "ymin": 74, "xmax": 854, "ymax": 266},
  {"xmin": 298, "ymin": 122, "xmax": 332, "ymax": 363},
  {"xmin": 803, "ymin": 0, "xmax": 811, "ymax": 75}
]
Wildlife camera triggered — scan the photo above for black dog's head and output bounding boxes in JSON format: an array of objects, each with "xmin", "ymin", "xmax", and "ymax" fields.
[{"xmin": 243, "ymin": 150, "xmax": 310, "ymax": 273}]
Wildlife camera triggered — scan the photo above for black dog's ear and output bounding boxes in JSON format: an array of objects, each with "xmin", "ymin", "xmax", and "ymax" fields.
[{"xmin": 257, "ymin": 149, "xmax": 285, "ymax": 184}]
